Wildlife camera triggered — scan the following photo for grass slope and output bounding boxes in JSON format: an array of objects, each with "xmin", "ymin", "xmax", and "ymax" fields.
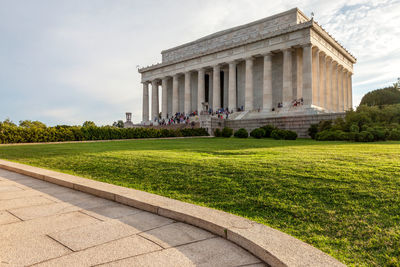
[{"xmin": 0, "ymin": 138, "xmax": 399, "ymax": 266}]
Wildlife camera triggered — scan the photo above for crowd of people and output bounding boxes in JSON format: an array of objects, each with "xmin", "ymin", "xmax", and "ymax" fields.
[
  {"xmin": 152, "ymin": 99, "xmax": 305, "ymax": 125},
  {"xmin": 272, "ymin": 98, "xmax": 304, "ymax": 111},
  {"xmin": 292, "ymin": 97, "xmax": 304, "ymax": 106},
  {"xmin": 152, "ymin": 108, "xmax": 235, "ymax": 125},
  {"xmin": 208, "ymin": 108, "xmax": 233, "ymax": 119},
  {"xmin": 153, "ymin": 112, "xmax": 198, "ymax": 125}
]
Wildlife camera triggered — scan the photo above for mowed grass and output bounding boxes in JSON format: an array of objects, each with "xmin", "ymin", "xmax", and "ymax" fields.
[{"xmin": 0, "ymin": 138, "xmax": 399, "ymax": 266}]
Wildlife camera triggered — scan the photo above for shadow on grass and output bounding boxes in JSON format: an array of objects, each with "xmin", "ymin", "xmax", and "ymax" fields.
[{"xmin": 1, "ymin": 138, "xmax": 394, "ymax": 161}]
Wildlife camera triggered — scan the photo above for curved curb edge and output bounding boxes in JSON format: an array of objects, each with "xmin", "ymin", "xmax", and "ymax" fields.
[{"xmin": 0, "ymin": 159, "xmax": 344, "ymax": 267}]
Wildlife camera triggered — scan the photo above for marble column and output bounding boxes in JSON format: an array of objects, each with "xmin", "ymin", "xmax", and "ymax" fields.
[
  {"xmin": 331, "ymin": 61, "xmax": 338, "ymax": 112},
  {"xmin": 212, "ymin": 65, "xmax": 221, "ymax": 111},
  {"xmin": 319, "ymin": 53, "xmax": 327, "ymax": 109},
  {"xmin": 151, "ymin": 80, "xmax": 159, "ymax": 121},
  {"xmin": 142, "ymin": 82, "xmax": 149, "ymax": 122},
  {"xmin": 197, "ymin": 68, "xmax": 205, "ymax": 113},
  {"xmin": 337, "ymin": 65, "xmax": 343, "ymax": 112},
  {"xmin": 262, "ymin": 53, "xmax": 273, "ymax": 110},
  {"xmin": 325, "ymin": 57, "xmax": 332, "ymax": 111},
  {"xmin": 348, "ymin": 72, "xmax": 353, "ymax": 110},
  {"xmin": 296, "ymin": 48, "xmax": 303, "ymax": 100},
  {"xmin": 343, "ymin": 70, "xmax": 348, "ymax": 111},
  {"xmin": 161, "ymin": 77, "xmax": 168, "ymax": 119},
  {"xmin": 228, "ymin": 61, "xmax": 237, "ymax": 111},
  {"xmin": 302, "ymin": 44, "xmax": 313, "ymax": 106},
  {"xmin": 172, "ymin": 74, "xmax": 179, "ymax": 115},
  {"xmin": 312, "ymin": 47, "xmax": 320, "ymax": 107},
  {"xmin": 184, "ymin": 72, "xmax": 191, "ymax": 114},
  {"xmin": 282, "ymin": 49, "xmax": 293, "ymax": 107},
  {"xmin": 245, "ymin": 57, "xmax": 254, "ymax": 110}
]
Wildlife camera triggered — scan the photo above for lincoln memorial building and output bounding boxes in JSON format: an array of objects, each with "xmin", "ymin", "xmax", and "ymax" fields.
[{"xmin": 138, "ymin": 8, "xmax": 356, "ymax": 124}]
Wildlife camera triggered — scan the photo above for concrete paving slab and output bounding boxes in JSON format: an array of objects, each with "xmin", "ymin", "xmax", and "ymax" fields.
[
  {"xmin": 173, "ymin": 237, "xmax": 262, "ymax": 266},
  {"xmin": 8, "ymin": 202, "xmax": 80, "ymax": 221},
  {"xmin": 82, "ymin": 203, "xmax": 142, "ymax": 220},
  {"xmin": 43, "ymin": 189, "xmax": 98, "ymax": 204},
  {"xmin": 0, "ymin": 195, "xmax": 54, "ymax": 211},
  {"xmin": 0, "ymin": 168, "xmax": 34, "ymax": 180},
  {"xmin": 34, "ymin": 235, "xmax": 162, "ymax": 267},
  {"xmin": 0, "ymin": 185, "xmax": 24, "ymax": 192},
  {"xmin": 36, "ymin": 183, "xmax": 79, "ymax": 196},
  {"xmin": 0, "ymin": 235, "xmax": 71, "ymax": 266},
  {"xmin": 139, "ymin": 222, "xmax": 215, "ymax": 248},
  {"xmin": 99, "ymin": 248, "xmax": 196, "ymax": 267},
  {"xmin": 0, "ymin": 189, "xmax": 41, "ymax": 200},
  {"xmin": 100, "ymin": 237, "xmax": 262, "ymax": 267},
  {"xmin": 6, "ymin": 177, "xmax": 53, "ymax": 189},
  {"xmin": 241, "ymin": 264, "xmax": 268, "ymax": 267},
  {"xmin": 119, "ymin": 210, "xmax": 175, "ymax": 232},
  {"xmin": 0, "ymin": 211, "xmax": 99, "ymax": 240},
  {"xmin": 68, "ymin": 196, "xmax": 117, "ymax": 210},
  {"xmin": 0, "ymin": 211, "xmax": 21, "ymax": 225},
  {"xmin": 49, "ymin": 219, "xmax": 140, "ymax": 251}
]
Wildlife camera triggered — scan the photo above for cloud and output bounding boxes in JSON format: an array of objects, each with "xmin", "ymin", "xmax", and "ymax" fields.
[{"xmin": 0, "ymin": 0, "xmax": 399, "ymax": 125}]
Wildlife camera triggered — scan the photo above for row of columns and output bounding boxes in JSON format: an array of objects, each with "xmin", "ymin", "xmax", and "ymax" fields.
[
  {"xmin": 312, "ymin": 47, "xmax": 353, "ymax": 112},
  {"xmin": 142, "ymin": 44, "xmax": 353, "ymax": 122}
]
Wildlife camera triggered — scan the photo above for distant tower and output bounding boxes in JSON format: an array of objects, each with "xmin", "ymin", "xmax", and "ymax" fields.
[
  {"xmin": 124, "ymin": 112, "xmax": 134, "ymax": 128},
  {"xmin": 126, "ymin": 112, "xmax": 132, "ymax": 122}
]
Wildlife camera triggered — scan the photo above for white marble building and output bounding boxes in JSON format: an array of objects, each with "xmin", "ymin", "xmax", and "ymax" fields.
[{"xmin": 138, "ymin": 8, "xmax": 356, "ymax": 123}]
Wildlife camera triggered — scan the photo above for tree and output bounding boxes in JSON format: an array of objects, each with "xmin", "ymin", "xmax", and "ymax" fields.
[
  {"xmin": 1, "ymin": 118, "xmax": 16, "ymax": 126},
  {"xmin": 19, "ymin": 120, "xmax": 46, "ymax": 128},
  {"xmin": 360, "ymin": 78, "xmax": 400, "ymax": 106},
  {"xmin": 393, "ymin": 77, "xmax": 400, "ymax": 90},
  {"xmin": 82, "ymin": 121, "xmax": 96, "ymax": 127},
  {"xmin": 112, "ymin": 120, "xmax": 124, "ymax": 128}
]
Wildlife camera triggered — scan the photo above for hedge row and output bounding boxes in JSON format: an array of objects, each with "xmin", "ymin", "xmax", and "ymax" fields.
[
  {"xmin": 0, "ymin": 125, "xmax": 209, "ymax": 144},
  {"xmin": 214, "ymin": 125, "xmax": 297, "ymax": 140},
  {"xmin": 250, "ymin": 125, "xmax": 297, "ymax": 140}
]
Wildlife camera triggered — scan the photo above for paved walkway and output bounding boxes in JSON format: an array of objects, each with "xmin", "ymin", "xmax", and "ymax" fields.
[{"xmin": 0, "ymin": 169, "xmax": 264, "ymax": 266}]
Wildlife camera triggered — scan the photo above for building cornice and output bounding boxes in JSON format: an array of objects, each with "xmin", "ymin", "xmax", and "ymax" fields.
[
  {"xmin": 311, "ymin": 20, "xmax": 357, "ymax": 63},
  {"xmin": 139, "ymin": 21, "xmax": 313, "ymax": 73},
  {"xmin": 161, "ymin": 8, "xmax": 303, "ymax": 54},
  {"xmin": 138, "ymin": 10, "xmax": 356, "ymax": 74}
]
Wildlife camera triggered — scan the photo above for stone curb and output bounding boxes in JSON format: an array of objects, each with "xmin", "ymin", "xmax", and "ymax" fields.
[{"xmin": 0, "ymin": 159, "xmax": 344, "ymax": 267}]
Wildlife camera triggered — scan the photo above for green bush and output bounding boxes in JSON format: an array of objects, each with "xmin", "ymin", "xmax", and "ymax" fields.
[
  {"xmin": 356, "ymin": 131, "xmax": 374, "ymax": 142},
  {"xmin": 367, "ymin": 127, "xmax": 387, "ymax": 141},
  {"xmin": 308, "ymin": 124, "xmax": 318, "ymax": 139},
  {"xmin": 261, "ymin": 125, "xmax": 276, "ymax": 138},
  {"xmin": 250, "ymin": 128, "xmax": 265, "ymax": 139},
  {"xmin": 0, "ymin": 121, "xmax": 209, "ymax": 144},
  {"xmin": 311, "ymin": 103, "xmax": 400, "ymax": 142},
  {"xmin": 350, "ymin": 124, "xmax": 360, "ymax": 133},
  {"xmin": 221, "ymin": 127, "xmax": 233, "ymax": 138},
  {"xmin": 271, "ymin": 129, "xmax": 283, "ymax": 140},
  {"xmin": 318, "ymin": 120, "xmax": 333, "ymax": 132},
  {"xmin": 388, "ymin": 129, "xmax": 400, "ymax": 140},
  {"xmin": 271, "ymin": 129, "xmax": 297, "ymax": 140},
  {"xmin": 316, "ymin": 130, "xmax": 350, "ymax": 141},
  {"xmin": 213, "ymin": 128, "xmax": 222, "ymax": 137},
  {"xmin": 284, "ymin": 130, "xmax": 298, "ymax": 140},
  {"xmin": 234, "ymin": 128, "xmax": 248, "ymax": 138}
]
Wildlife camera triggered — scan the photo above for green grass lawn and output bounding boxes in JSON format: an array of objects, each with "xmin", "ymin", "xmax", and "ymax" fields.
[{"xmin": 0, "ymin": 138, "xmax": 399, "ymax": 266}]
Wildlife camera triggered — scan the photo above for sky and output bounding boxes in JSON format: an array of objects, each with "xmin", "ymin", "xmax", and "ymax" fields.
[{"xmin": 1, "ymin": 0, "xmax": 399, "ymax": 126}]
